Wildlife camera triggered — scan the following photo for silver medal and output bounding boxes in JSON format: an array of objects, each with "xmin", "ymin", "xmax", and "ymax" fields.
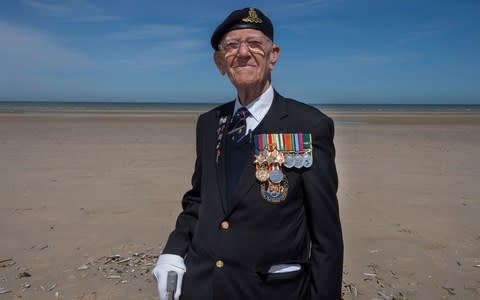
[
  {"xmin": 284, "ymin": 154, "xmax": 294, "ymax": 168},
  {"xmin": 303, "ymin": 152, "xmax": 313, "ymax": 168},
  {"xmin": 294, "ymin": 153, "xmax": 304, "ymax": 169},
  {"xmin": 269, "ymin": 168, "xmax": 284, "ymax": 184}
]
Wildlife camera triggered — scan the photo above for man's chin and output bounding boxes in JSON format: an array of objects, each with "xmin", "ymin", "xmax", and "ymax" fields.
[
  {"xmin": 228, "ymin": 73, "xmax": 260, "ymax": 85},
  {"xmin": 230, "ymin": 79, "xmax": 261, "ymax": 88},
  {"xmin": 230, "ymin": 66, "xmax": 258, "ymax": 76}
]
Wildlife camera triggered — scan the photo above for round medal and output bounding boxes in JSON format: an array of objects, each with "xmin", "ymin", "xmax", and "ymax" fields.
[
  {"xmin": 269, "ymin": 168, "xmax": 284, "ymax": 184},
  {"xmin": 303, "ymin": 153, "xmax": 313, "ymax": 168},
  {"xmin": 256, "ymin": 168, "xmax": 269, "ymax": 182},
  {"xmin": 294, "ymin": 154, "xmax": 304, "ymax": 169},
  {"xmin": 284, "ymin": 154, "xmax": 295, "ymax": 168}
]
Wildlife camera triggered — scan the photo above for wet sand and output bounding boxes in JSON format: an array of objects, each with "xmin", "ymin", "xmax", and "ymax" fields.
[{"xmin": 0, "ymin": 111, "xmax": 479, "ymax": 299}]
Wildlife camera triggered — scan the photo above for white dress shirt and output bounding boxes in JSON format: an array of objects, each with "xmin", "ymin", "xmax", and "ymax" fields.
[{"xmin": 232, "ymin": 85, "xmax": 274, "ymax": 136}]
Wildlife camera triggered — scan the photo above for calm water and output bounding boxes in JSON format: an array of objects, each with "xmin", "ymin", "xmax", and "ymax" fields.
[{"xmin": 0, "ymin": 101, "xmax": 479, "ymax": 114}]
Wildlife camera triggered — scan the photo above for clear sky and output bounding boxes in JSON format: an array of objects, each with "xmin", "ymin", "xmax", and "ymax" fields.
[{"xmin": 0, "ymin": 0, "xmax": 478, "ymax": 104}]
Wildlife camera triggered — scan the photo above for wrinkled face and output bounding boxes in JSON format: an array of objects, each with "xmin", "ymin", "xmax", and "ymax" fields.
[{"xmin": 214, "ymin": 29, "xmax": 280, "ymax": 88}]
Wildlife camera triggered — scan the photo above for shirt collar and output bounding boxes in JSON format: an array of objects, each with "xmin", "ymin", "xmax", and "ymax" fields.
[{"xmin": 233, "ymin": 85, "xmax": 274, "ymax": 122}]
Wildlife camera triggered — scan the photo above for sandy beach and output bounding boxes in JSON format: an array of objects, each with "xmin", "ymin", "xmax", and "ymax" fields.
[{"xmin": 1, "ymin": 110, "xmax": 479, "ymax": 299}]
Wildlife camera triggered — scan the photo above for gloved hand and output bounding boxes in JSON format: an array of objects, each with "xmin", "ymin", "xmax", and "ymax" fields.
[{"xmin": 152, "ymin": 254, "xmax": 186, "ymax": 300}]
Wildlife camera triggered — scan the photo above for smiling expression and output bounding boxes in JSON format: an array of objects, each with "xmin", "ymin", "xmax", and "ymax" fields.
[{"xmin": 214, "ymin": 29, "xmax": 280, "ymax": 89}]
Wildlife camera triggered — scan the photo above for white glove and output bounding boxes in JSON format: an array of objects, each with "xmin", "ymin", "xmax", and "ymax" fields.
[{"xmin": 152, "ymin": 254, "xmax": 186, "ymax": 300}]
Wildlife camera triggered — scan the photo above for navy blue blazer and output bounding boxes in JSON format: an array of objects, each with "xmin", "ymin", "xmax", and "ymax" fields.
[{"xmin": 163, "ymin": 91, "xmax": 343, "ymax": 300}]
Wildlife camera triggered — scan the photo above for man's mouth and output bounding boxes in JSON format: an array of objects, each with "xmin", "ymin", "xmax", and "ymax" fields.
[{"xmin": 233, "ymin": 64, "xmax": 257, "ymax": 68}]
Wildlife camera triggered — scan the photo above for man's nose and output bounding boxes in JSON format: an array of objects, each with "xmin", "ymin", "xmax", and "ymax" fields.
[{"xmin": 237, "ymin": 42, "xmax": 251, "ymax": 57}]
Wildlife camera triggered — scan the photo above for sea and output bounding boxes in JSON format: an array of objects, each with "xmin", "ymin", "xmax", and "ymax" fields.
[{"xmin": 0, "ymin": 101, "xmax": 479, "ymax": 115}]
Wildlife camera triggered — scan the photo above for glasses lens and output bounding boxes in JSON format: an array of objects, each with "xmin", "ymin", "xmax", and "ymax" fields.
[
  {"xmin": 246, "ymin": 39, "xmax": 263, "ymax": 50},
  {"xmin": 222, "ymin": 37, "xmax": 268, "ymax": 55},
  {"xmin": 223, "ymin": 41, "xmax": 240, "ymax": 53}
]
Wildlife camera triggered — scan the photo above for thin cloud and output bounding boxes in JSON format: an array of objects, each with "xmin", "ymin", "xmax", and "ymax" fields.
[
  {"xmin": 286, "ymin": 0, "xmax": 331, "ymax": 8},
  {"xmin": 106, "ymin": 23, "xmax": 208, "ymax": 69},
  {"xmin": 0, "ymin": 21, "xmax": 207, "ymax": 101},
  {"xmin": 0, "ymin": 21, "xmax": 93, "ymax": 74},
  {"xmin": 268, "ymin": 0, "xmax": 341, "ymax": 26},
  {"xmin": 326, "ymin": 53, "xmax": 400, "ymax": 66},
  {"xmin": 290, "ymin": 53, "xmax": 399, "ymax": 70},
  {"xmin": 107, "ymin": 25, "xmax": 202, "ymax": 41},
  {"xmin": 397, "ymin": 28, "xmax": 443, "ymax": 44},
  {"xmin": 163, "ymin": 39, "xmax": 203, "ymax": 50},
  {"xmin": 345, "ymin": 54, "xmax": 394, "ymax": 64},
  {"xmin": 119, "ymin": 39, "xmax": 207, "ymax": 69},
  {"xmin": 278, "ymin": 22, "xmax": 323, "ymax": 36},
  {"xmin": 71, "ymin": 15, "xmax": 122, "ymax": 22},
  {"xmin": 271, "ymin": 0, "xmax": 339, "ymax": 14},
  {"xmin": 0, "ymin": 21, "xmax": 94, "ymax": 100},
  {"xmin": 22, "ymin": 0, "xmax": 121, "ymax": 22},
  {"xmin": 22, "ymin": 0, "xmax": 70, "ymax": 16}
]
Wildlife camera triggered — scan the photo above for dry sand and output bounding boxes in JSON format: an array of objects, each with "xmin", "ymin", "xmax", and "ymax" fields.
[{"xmin": 0, "ymin": 111, "xmax": 479, "ymax": 299}]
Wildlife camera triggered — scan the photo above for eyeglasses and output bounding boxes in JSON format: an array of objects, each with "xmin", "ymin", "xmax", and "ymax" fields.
[{"xmin": 220, "ymin": 37, "xmax": 271, "ymax": 56}]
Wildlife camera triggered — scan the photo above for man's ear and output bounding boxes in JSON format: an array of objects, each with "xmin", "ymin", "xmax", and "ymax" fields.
[
  {"xmin": 213, "ymin": 51, "xmax": 226, "ymax": 75},
  {"xmin": 268, "ymin": 44, "xmax": 280, "ymax": 70}
]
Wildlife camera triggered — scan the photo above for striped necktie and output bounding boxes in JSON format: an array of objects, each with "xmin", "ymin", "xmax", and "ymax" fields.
[{"xmin": 227, "ymin": 107, "xmax": 250, "ymax": 143}]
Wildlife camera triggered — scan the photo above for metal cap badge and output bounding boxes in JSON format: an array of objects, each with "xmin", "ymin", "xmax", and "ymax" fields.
[{"xmin": 242, "ymin": 8, "xmax": 263, "ymax": 23}]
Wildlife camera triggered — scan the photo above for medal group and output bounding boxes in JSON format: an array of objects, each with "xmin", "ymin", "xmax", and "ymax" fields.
[{"xmin": 254, "ymin": 133, "xmax": 313, "ymax": 203}]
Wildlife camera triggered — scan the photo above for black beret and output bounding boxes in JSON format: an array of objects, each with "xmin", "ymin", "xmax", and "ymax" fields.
[{"xmin": 211, "ymin": 7, "xmax": 274, "ymax": 50}]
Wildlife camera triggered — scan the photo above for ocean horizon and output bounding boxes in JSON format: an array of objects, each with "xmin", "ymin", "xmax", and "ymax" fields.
[{"xmin": 1, "ymin": 101, "xmax": 479, "ymax": 114}]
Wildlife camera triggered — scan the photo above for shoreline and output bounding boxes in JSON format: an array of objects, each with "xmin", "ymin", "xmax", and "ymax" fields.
[{"xmin": 2, "ymin": 111, "xmax": 480, "ymax": 126}]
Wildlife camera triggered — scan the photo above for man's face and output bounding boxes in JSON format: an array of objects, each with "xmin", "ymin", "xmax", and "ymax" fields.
[{"xmin": 214, "ymin": 29, "xmax": 280, "ymax": 89}]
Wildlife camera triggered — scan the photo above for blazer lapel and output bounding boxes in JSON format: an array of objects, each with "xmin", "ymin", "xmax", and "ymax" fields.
[
  {"xmin": 226, "ymin": 91, "xmax": 288, "ymax": 215},
  {"xmin": 214, "ymin": 102, "xmax": 234, "ymax": 214}
]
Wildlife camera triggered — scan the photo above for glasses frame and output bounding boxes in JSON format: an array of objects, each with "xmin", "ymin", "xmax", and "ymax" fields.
[{"xmin": 219, "ymin": 36, "xmax": 272, "ymax": 56}]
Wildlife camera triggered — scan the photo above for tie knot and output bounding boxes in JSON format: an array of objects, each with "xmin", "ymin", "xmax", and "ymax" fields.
[{"xmin": 234, "ymin": 107, "xmax": 250, "ymax": 119}]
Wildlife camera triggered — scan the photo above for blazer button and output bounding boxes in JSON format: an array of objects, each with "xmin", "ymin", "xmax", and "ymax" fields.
[
  {"xmin": 216, "ymin": 260, "xmax": 224, "ymax": 268},
  {"xmin": 220, "ymin": 221, "xmax": 229, "ymax": 230}
]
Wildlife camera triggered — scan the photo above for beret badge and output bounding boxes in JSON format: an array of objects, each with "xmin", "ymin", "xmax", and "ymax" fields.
[{"xmin": 242, "ymin": 8, "xmax": 263, "ymax": 24}]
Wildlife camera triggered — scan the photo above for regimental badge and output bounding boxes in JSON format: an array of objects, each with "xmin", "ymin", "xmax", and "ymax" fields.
[
  {"xmin": 215, "ymin": 116, "xmax": 228, "ymax": 164},
  {"xmin": 261, "ymin": 177, "xmax": 288, "ymax": 203},
  {"xmin": 242, "ymin": 8, "xmax": 263, "ymax": 24},
  {"xmin": 253, "ymin": 133, "xmax": 313, "ymax": 203}
]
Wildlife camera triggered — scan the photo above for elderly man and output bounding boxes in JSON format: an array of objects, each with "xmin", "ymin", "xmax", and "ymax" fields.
[{"xmin": 153, "ymin": 7, "xmax": 343, "ymax": 300}]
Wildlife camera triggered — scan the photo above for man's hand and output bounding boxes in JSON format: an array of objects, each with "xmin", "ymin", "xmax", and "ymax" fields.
[{"xmin": 152, "ymin": 254, "xmax": 186, "ymax": 300}]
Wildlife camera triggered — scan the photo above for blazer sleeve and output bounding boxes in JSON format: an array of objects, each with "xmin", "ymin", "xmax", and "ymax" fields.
[
  {"xmin": 162, "ymin": 115, "xmax": 205, "ymax": 257},
  {"xmin": 302, "ymin": 116, "xmax": 344, "ymax": 300}
]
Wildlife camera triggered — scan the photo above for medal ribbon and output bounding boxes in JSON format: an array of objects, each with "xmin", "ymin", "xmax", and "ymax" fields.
[
  {"xmin": 262, "ymin": 134, "xmax": 267, "ymax": 152},
  {"xmin": 253, "ymin": 134, "xmax": 261, "ymax": 155},
  {"xmin": 276, "ymin": 133, "xmax": 284, "ymax": 151},
  {"xmin": 293, "ymin": 133, "xmax": 300, "ymax": 152},
  {"xmin": 283, "ymin": 133, "xmax": 291, "ymax": 151},
  {"xmin": 254, "ymin": 133, "xmax": 313, "ymax": 155},
  {"xmin": 302, "ymin": 133, "xmax": 312, "ymax": 152},
  {"xmin": 299, "ymin": 134, "xmax": 304, "ymax": 152}
]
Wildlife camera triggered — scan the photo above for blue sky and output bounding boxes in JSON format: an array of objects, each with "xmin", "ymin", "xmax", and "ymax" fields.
[{"xmin": 0, "ymin": 0, "xmax": 478, "ymax": 104}]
